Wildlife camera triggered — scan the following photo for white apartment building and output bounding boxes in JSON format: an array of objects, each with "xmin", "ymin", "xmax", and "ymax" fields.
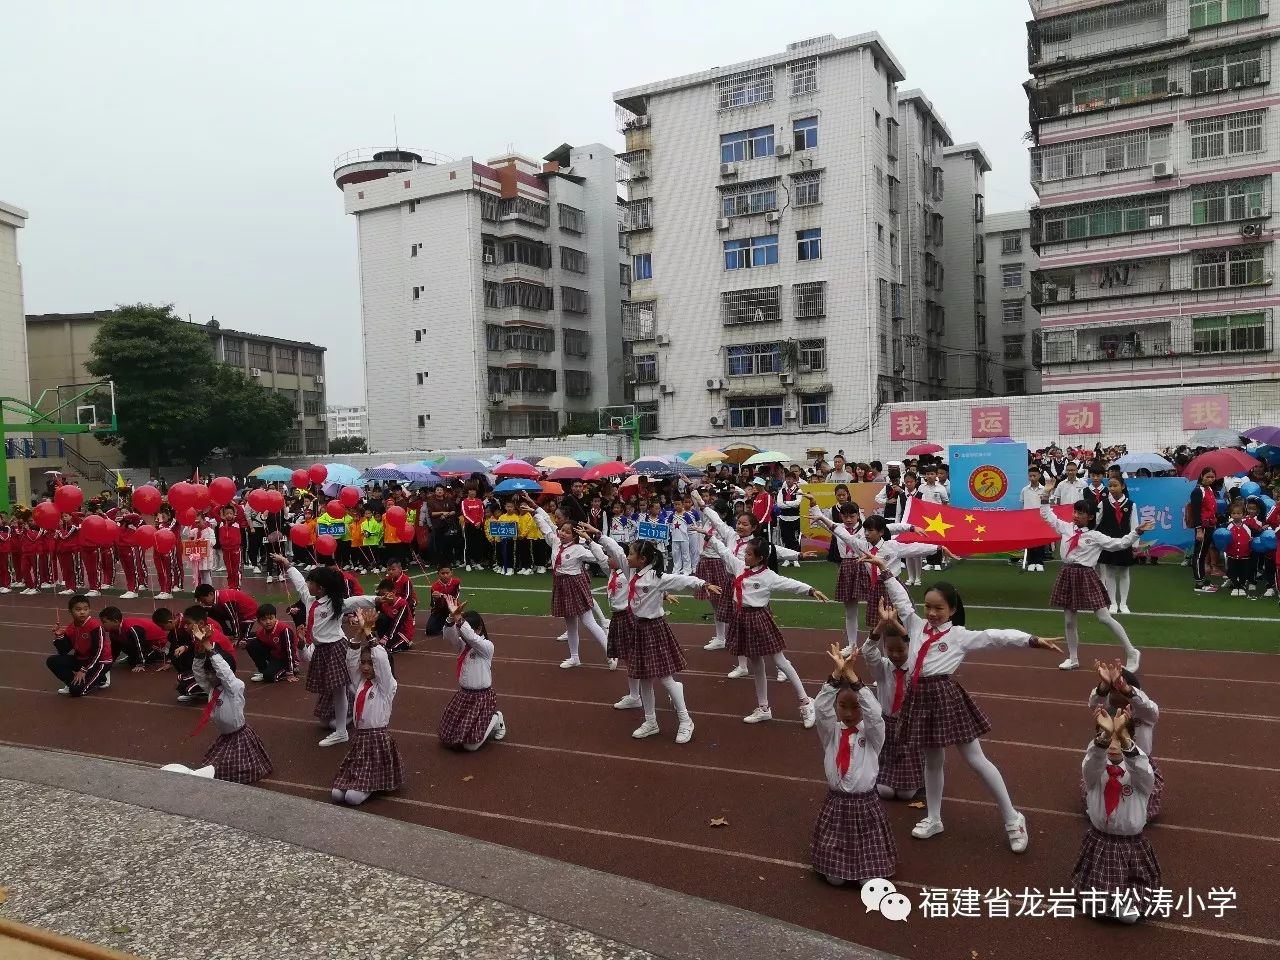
[
  {"xmin": 0, "ymin": 201, "xmax": 30, "ymax": 412},
  {"xmin": 984, "ymin": 210, "xmax": 1043, "ymax": 395},
  {"xmin": 1027, "ymin": 0, "xmax": 1280, "ymax": 392},
  {"xmin": 613, "ymin": 34, "xmax": 905, "ymax": 440},
  {"xmin": 334, "ymin": 144, "xmax": 625, "ymax": 450},
  {"xmin": 942, "ymin": 143, "xmax": 994, "ymax": 396},
  {"xmin": 326, "ymin": 404, "xmax": 369, "ymax": 441}
]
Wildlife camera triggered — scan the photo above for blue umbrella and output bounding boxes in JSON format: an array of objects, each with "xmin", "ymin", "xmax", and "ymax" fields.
[
  {"xmin": 397, "ymin": 464, "xmax": 439, "ymax": 482},
  {"xmin": 1114, "ymin": 452, "xmax": 1174, "ymax": 473},
  {"xmin": 493, "ymin": 477, "xmax": 542, "ymax": 494},
  {"xmin": 358, "ymin": 467, "xmax": 407, "ymax": 483},
  {"xmin": 436, "ymin": 457, "xmax": 490, "ymax": 476},
  {"xmin": 250, "ymin": 465, "xmax": 292, "ymax": 482},
  {"xmin": 986, "ymin": 436, "xmax": 1017, "ymax": 444},
  {"xmin": 1250, "ymin": 444, "xmax": 1280, "ymax": 465},
  {"xmin": 323, "ymin": 463, "xmax": 362, "ymax": 486},
  {"xmin": 669, "ymin": 460, "xmax": 704, "ymax": 477}
]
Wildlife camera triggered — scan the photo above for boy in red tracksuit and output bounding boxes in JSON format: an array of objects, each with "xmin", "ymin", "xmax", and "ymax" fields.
[
  {"xmin": 46, "ymin": 594, "xmax": 112, "ymax": 696},
  {"xmin": 99, "ymin": 605, "xmax": 169, "ymax": 671},
  {"xmin": 1223, "ymin": 502, "xmax": 1256, "ymax": 596},
  {"xmin": 18, "ymin": 520, "xmax": 43, "ymax": 594},
  {"xmin": 54, "ymin": 514, "xmax": 83, "ymax": 595},
  {"xmin": 218, "ymin": 505, "xmax": 244, "ymax": 589},
  {"xmin": 117, "ymin": 513, "xmax": 146, "ymax": 599},
  {"xmin": 0, "ymin": 518, "xmax": 14, "ymax": 593},
  {"xmin": 373, "ymin": 579, "xmax": 415, "ymax": 652},
  {"xmin": 424, "ymin": 564, "xmax": 460, "ymax": 636},
  {"xmin": 246, "ymin": 603, "xmax": 298, "ymax": 683},
  {"xmin": 194, "ymin": 583, "xmax": 259, "ymax": 644}
]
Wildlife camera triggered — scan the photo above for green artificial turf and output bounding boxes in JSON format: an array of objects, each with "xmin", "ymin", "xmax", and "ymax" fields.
[{"xmin": 255, "ymin": 558, "xmax": 1280, "ymax": 656}]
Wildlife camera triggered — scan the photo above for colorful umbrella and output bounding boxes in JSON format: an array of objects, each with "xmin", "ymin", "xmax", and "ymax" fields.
[
  {"xmin": 537, "ymin": 456, "xmax": 580, "ymax": 469},
  {"xmin": 1187, "ymin": 427, "xmax": 1246, "ymax": 448},
  {"xmin": 323, "ymin": 463, "xmax": 362, "ymax": 485},
  {"xmin": 674, "ymin": 451, "xmax": 694, "ymax": 461},
  {"xmin": 420, "ymin": 455, "xmax": 446, "ymax": 465},
  {"xmin": 686, "ymin": 448, "xmax": 725, "ymax": 468},
  {"xmin": 1243, "ymin": 426, "xmax": 1280, "ymax": 446},
  {"xmin": 398, "ymin": 465, "xmax": 440, "ymax": 482},
  {"xmin": 548, "ymin": 466, "xmax": 586, "ymax": 481},
  {"xmin": 1113, "ymin": 452, "xmax": 1174, "ymax": 473},
  {"xmin": 906, "ymin": 443, "xmax": 943, "ymax": 455},
  {"xmin": 1251, "ymin": 444, "xmax": 1280, "ymax": 465},
  {"xmin": 539, "ymin": 480, "xmax": 564, "ymax": 496},
  {"xmin": 669, "ymin": 461, "xmax": 705, "ymax": 477},
  {"xmin": 494, "ymin": 459, "xmax": 540, "ymax": 479},
  {"xmin": 358, "ymin": 467, "xmax": 407, "ymax": 483},
  {"xmin": 1181, "ymin": 448, "xmax": 1260, "ymax": 479},
  {"xmin": 582, "ymin": 460, "xmax": 631, "ymax": 482},
  {"xmin": 985, "ymin": 437, "xmax": 1017, "ymax": 445},
  {"xmin": 573, "ymin": 450, "xmax": 608, "ymax": 465},
  {"xmin": 249, "ymin": 465, "xmax": 292, "ymax": 482},
  {"xmin": 720, "ymin": 442, "xmax": 760, "ymax": 465},
  {"xmin": 630, "ymin": 456, "xmax": 676, "ymax": 477},
  {"xmin": 742, "ymin": 450, "xmax": 791, "ymax": 465},
  {"xmin": 435, "ymin": 457, "xmax": 490, "ymax": 476},
  {"xmin": 492, "ymin": 477, "xmax": 543, "ymax": 494}
]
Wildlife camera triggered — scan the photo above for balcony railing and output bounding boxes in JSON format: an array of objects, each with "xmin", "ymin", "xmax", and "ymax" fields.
[
  {"xmin": 622, "ymin": 300, "xmax": 656, "ymax": 341},
  {"xmin": 620, "ymin": 199, "xmax": 653, "ymax": 232},
  {"xmin": 1028, "ymin": 0, "xmax": 1169, "ymax": 71},
  {"xmin": 497, "ymin": 197, "xmax": 549, "ymax": 228},
  {"xmin": 616, "ymin": 150, "xmax": 650, "ymax": 182}
]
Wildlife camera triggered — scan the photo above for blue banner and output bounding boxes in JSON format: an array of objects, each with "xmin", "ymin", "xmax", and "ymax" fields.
[
  {"xmin": 1126, "ymin": 477, "xmax": 1195, "ymax": 552},
  {"xmin": 948, "ymin": 443, "xmax": 1029, "ymax": 511},
  {"xmin": 638, "ymin": 521, "xmax": 670, "ymax": 543},
  {"xmin": 317, "ymin": 522, "xmax": 346, "ymax": 537},
  {"xmin": 490, "ymin": 522, "xmax": 517, "ymax": 540}
]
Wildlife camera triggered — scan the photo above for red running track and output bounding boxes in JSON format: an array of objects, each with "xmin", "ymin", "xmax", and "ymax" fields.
[{"xmin": 0, "ymin": 592, "xmax": 1276, "ymax": 959}]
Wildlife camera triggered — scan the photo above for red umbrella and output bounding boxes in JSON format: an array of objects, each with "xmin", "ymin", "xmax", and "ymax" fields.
[
  {"xmin": 548, "ymin": 466, "xmax": 586, "ymax": 481},
  {"xmin": 582, "ymin": 460, "xmax": 632, "ymax": 482},
  {"xmin": 493, "ymin": 459, "xmax": 540, "ymax": 479},
  {"xmin": 906, "ymin": 443, "xmax": 943, "ymax": 455},
  {"xmin": 1181, "ymin": 448, "xmax": 1260, "ymax": 479}
]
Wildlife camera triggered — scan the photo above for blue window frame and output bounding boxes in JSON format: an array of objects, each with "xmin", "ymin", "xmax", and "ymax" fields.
[
  {"xmin": 728, "ymin": 397, "xmax": 785, "ymax": 428},
  {"xmin": 724, "ymin": 235, "xmax": 779, "ymax": 270},
  {"xmin": 793, "ymin": 116, "xmax": 818, "ymax": 151},
  {"xmin": 632, "ymin": 252, "xmax": 653, "ymax": 280},
  {"xmin": 797, "ymin": 228, "xmax": 822, "ymax": 261},
  {"xmin": 726, "ymin": 343, "xmax": 782, "ymax": 376},
  {"xmin": 720, "ymin": 126, "xmax": 776, "ymax": 163}
]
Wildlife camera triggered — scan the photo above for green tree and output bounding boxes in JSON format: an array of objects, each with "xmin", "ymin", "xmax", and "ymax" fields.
[
  {"xmin": 329, "ymin": 436, "xmax": 367, "ymax": 454},
  {"xmin": 174, "ymin": 364, "xmax": 298, "ymax": 464}
]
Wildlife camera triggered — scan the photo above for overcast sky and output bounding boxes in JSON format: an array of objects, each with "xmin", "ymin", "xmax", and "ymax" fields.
[{"xmin": 3, "ymin": 0, "xmax": 1034, "ymax": 406}]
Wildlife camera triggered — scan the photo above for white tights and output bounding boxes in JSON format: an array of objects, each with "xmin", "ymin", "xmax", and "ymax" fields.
[
  {"xmin": 328, "ymin": 688, "xmax": 349, "ymax": 731},
  {"xmin": 1098, "ymin": 566, "xmax": 1132, "ymax": 607},
  {"xmin": 463, "ymin": 712, "xmax": 502, "ymax": 751},
  {"xmin": 330, "ymin": 788, "xmax": 370, "ymax": 805},
  {"xmin": 640, "ymin": 675, "xmax": 690, "ymax": 721},
  {"xmin": 751, "ymin": 653, "xmax": 809, "ymax": 708},
  {"xmin": 591, "ymin": 598, "xmax": 607, "ymax": 628},
  {"xmin": 1062, "ymin": 607, "xmax": 1137, "ymax": 663},
  {"xmin": 565, "ymin": 612, "xmax": 609, "ymax": 660},
  {"xmin": 714, "ymin": 620, "xmax": 727, "ymax": 644},
  {"xmin": 905, "ymin": 556, "xmax": 923, "ymax": 582},
  {"xmin": 877, "ymin": 784, "xmax": 916, "ymax": 801},
  {"xmin": 842, "ymin": 602, "xmax": 862, "ymax": 650},
  {"xmin": 924, "ymin": 740, "xmax": 1017, "ymax": 824}
]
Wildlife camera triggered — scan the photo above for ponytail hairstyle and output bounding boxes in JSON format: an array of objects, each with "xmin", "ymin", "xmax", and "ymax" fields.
[
  {"xmin": 925, "ymin": 581, "xmax": 966, "ymax": 626},
  {"xmin": 305, "ymin": 566, "xmax": 346, "ymax": 619},
  {"xmin": 461, "ymin": 609, "xmax": 488, "ymax": 638},
  {"xmin": 628, "ymin": 538, "xmax": 666, "ymax": 575},
  {"xmin": 746, "ymin": 534, "xmax": 779, "ymax": 572}
]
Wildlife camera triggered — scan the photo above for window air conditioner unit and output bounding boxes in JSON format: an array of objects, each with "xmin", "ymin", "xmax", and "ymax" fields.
[
  {"xmin": 483, "ymin": 252, "xmax": 495, "ymax": 264},
  {"xmin": 1249, "ymin": 206, "xmax": 1266, "ymax": 219},
  {"xmin": 314, "ymin": 375, "xmax": 324, "ymax": 385},
  {"xmin": 779, "ymin": 372, "xmax": 795, "ymax": 385},
  {"xmin": 659, "ymin": 383, "xmax": 675, "ymax": 395},
  {"xmin": 784, "ymin": 408, "xmax": 798, "ymax": 421},
  {"xmin": 710, "ymin": 414, "xmax": 726, "ymax": 427},
  {"xmin": 765, "ymin": 211, "xmax": 781, "ymax": 223},
  {"xmin": 720, "ymin": 163, "xmax": 738, "ymax": 177},
  {"xmin": 632, "ymin": 114, "xmax": 651, "ymax": 128},
  {"xmin": 775, "ymin": 143, "xmax": 791, "ymax": 158},
  {"xmin": 1151, "ymin": 161, "xmax": 1174, "ymax": 178},
  {"xmin": 1242, "ymin": 222, "xmax": 1264, "ymax": 238},
  {"xmin": 656, "ymin": 333, "xmax": 671, "ymax": 346},
  {"xmin": 716, "ymin": 218, "xmax": 731, "ymax": 231},
  {"xmin": 482, "ymin": 430, "xmax": 494, "ymax": 441},
  {"xmin": 706, "ymin": 378, "xmax": 725, "ymax": 391},
  {"xmin": 250, "ymin": 368, "xmax": 263, "ymax": 377}
]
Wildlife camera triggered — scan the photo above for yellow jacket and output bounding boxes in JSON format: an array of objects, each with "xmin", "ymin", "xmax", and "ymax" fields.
[{"xmin": 516, "ymin": 511, "xmax": 538, "ymax": 539}]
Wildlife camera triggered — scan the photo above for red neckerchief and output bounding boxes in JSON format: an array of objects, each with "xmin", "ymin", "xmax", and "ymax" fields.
[
  {"xmin": 305, "ymin": 601, "xmax": 317, "ymax": 644},
  {"xmin": 608, "ymin": 568, "xmax": 621, "ymax": 593},
  {"xmin": 190, "ymin": 687, "xmax": 221, "ymax": 737},
  {"xmin": 835, "ymin": 726, "xmax": 857, "ymax": 778},
  {"xmin": 354, "ymin": 678, "xmax": 373, "ymax": 722},
  {"xmin": 890, "ymin": 667, "xmax": 907, "ymax": 715},
  {"xmin": 1110, "ymin": 496, "xmax": 1126, "ymax": 527},
  {"xmin": 1104, "ymin": 763, "xmax": 1125, "ymax": 820},
  {"xmin": 627, "ymin": 570, "xmax": 643, "ymax": 606},
  {"xmin": 1067, "ymin": 527, "xmax": 1084, "ymax": 557},
  {"xmin": 734, "ymin": 565, "xmax": 765, "ymax": 607},
  {"xmin": 868, "ymin": 545, "xmax": 880, "ymax": 586},
  {"xmin": 909, "ymin": 624, "xmax": 950, "ymax": 685},
  {"xmin": 553, "ymin": 544, "xmax": 564, "ymax": 571}
]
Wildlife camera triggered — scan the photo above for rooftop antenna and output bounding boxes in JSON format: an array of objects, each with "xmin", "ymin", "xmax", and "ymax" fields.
[{"xmin": 393, "ymin": 114, "xmax": 400, "ymax": 150}]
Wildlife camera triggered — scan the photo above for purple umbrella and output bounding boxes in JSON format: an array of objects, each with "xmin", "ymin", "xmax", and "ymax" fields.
[
  {"xmin": 986, "ymin": 436, "xmax": 1017, "ymax": 444},
  {"xmin": 1243, "ymin": 425, "xmax": 1280, "ymax": 446}
]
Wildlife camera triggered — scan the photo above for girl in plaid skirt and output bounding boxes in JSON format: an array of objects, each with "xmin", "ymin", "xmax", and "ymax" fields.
[
  {"xmin": 188, "ymin": 634, "xmax": 272, "ymax": 785},
  {"xmin": 861, "ymin": 618, "xmax": 924, "ymax": 801},
  {"xmin": 873, "ymin": 558, "xmax": 1064, "ymax": 853},
  {"xmin": 439, "ymin": 598, "xmax": 506, "ymax": 750},
  {"xmin": 1083, "ymin": 660, "xmax": 1164, "ymax": 820},
  {"xmin": 1038, "ymin": 498, "xmax": 1154, "ymax": 673},
  {"xmin": 586, "ymin": 529, "xmax": 643, "ymax": 711},
  {"xmin": 810, "ymin": 644, "xmax": 897, "ymax": 887},
  {"xmin": 331, "ymin": 611, "xmax": 405, "ymax": 804},
  {"xmin": 709, "ymin": 533, "xmax": 828, "ymax": 727},
  {"xmin": 1074, "ymin": 705, "xmax": 1161, "ymax": 923}
]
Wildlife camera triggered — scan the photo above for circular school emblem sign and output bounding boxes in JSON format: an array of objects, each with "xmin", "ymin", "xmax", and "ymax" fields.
[
  {"xmin": 1122, "ymin": 784, "xmax": 1133, "ymax": 797},
  {"xmin": 937, "ymin": 642, "xmax": 949, "ymax": 652},
  {"xmin": 969, "ymin": 466, "xmax": 1009, "ymax": 504},
  {"xmin": 858, "ymin": 737, "xmax": 867, "ymax": 747}
]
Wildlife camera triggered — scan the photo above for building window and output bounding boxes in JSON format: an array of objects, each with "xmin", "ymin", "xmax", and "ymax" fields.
[
  {"xmin": 1191, "ymin": 178, "xmax": 1267, "ymax": 223},
  {"xmin": 788, "ymin": 57, "xmax": 818, "ymax": 97},
  {"xmin": 484, "ymin": 280, "xmax": 554, "ymax": 310},
  {"xmin": 619, "ymin": 263, "xmax": 632, "ymax": 290},
  {"xmin": 416, "ymin": 372, "xmax": 424, "ymax": 385},
  {"xmin": 279, "ymin": 435, "xmax": 301, "ymax": 456},
  {"xmin": 793, "ymin": 281, "xmax": 826, "ymax": 319},
  {"xmin": 1004, "ymin": 372, "xmax": 1026, "ymax": 394},
  {"xmin": 1072, "ymin": 67, "xmax": 1169, "ymax": 109},
  {"xmin": 223, "ymin": 338, "xmax": 243, "ymax": 366},
  {"xmin": 726, "ymin": 343, "xmax": 782, "ymax": 376},
  {"xmin": 412, "ymin": 286, "xmax": 423, "ymax": 300},
  {"xmin": 796, "ymin": 228, "xmax": 822, "ymax": 262},
  {"xmin": 1001, "ymin": 264, "xmax": 1023, "ymax": 288},
  {"xmin": 480, "ymin": 193, "xmax": 500, "ymax": 222},
  {"xmin": 560, "ymin": 246, "xmax": 587, "ymax": 273},
  {"xmin": 561, "ymin": 286, "xmax": 590, "ymax": 314},
  {"xmin": 275, "ymin": 387, "xmax": 299, "ymax": 413},
  {"xmin": 482, "ymin": 238, "xmax": 496, "ymax": 263},
  {"xmin": 720, "ymin": 126, "xmax": 775, "ymax": 163},
  {"xmin": 716, "ymin": 67, "xmax": 774, "ymax": 110},
  {"xmin": 1001, "ymin": 233, "xmax": 1022, "ymax": 255},
  {"xmin": 564, "ymin": 370, "xmax": 592, "ymax": 397},
  {"xmin": 793, "ymin": 116, "xmax": 818, "ymax": 151},
  {"xmin": 622, "ymin": 300, "xmax": 656, "ymax": 340},
  {"xmin": 301, "ymin": 351, "xmax": 322, "ymax": 376},
  {"xmin": 502, "ymin": 238, "xmax": 552, "ymax": 267},
  {"xmin": 1190, "ymin": 46, "xmax": 1264, "ymax": 94},
  {"xmin": 276, "ymin": 349, "xmax": 297, "ymax": 374},
  {"xmin": 632, "ymin": 252, "xmax": 653, "ymax": 280},
  {"xmin": 1190, "ymin": 109, "xmax": 1264, "ymax": 160},
  {"xmin": 800, "ymin": 392, "xmax": 828, "ymax": 426},
  {"xmin": 1039, "ymin": 193, "xmax": 1170, "ymax": 243},
  {"xmin": 724, "ymin": 234, "xmax": 779, "ymax": 270},
  {"xmin": 1003, "ymin": 335, "xmax": 1024, "ymax": 361},
  {"xmin": 797, "ymin": 338, "xmax": 826, "ymax": 371},
  {"xmin": 1190, "ymin": 0, "xmax": 1261, "ymax": 30},
  {"xmin": 299, "ymin": 390, "xmax": 320, "ymax": 416},
  {"xmin": 497, "ymin": 196, "xmax": 550, "ymax": 226},
  {"xmin": 562, "ymin": 328, "xmax": 590, "ymax": 358},
  {"xmin": 721, "ymin": 285, "xmax": 781, "ymax": 325},
  {"xmin": 1002, "ymin": 299, "xmax": 1025, "ymax": 324},
  {"xmin": 487, "ymin": 367, "xmax": 557, "ymax": 395},
  {"xmin": 558, "ymin": 204, "xmax": 586, "ymax": 233},
  {"xmin": 633, "ymin": 354, "xmax": 658, "ymax": 384},
  {"xmin": 410, "ymin": 243, "xmax": 421, "ymax": 257},
  {"xmin": 1032, "ymin": 127, "xmax": 1167, "ymax": 183},
  {"xmin": 417, "ymin": 415, "xmax": 426, "ymax": 428},
  {"xmin": 728, "ymin": 396, "xmax": 784, "ymax": 429},
  {"xmin": 1193, "ymin": 311, "xmax": 1267, "ymax": 352},
  {"xmin": 1192, "ymin": 246, "xmax": 1266, "ymax": 288},
  {"xmin": 791, "ymin": 171, "xmax": 822, "ymax": 207},
  {"xmin": 248, "ymin": 343, "xmax": 271, "ymax": 371},
  {"xmin": 621, "ymin": 198, "xmax": 652, "ymax": 231},
  {"xmin": 721, "ymin": 178, "xmax": 779, "ymax": 217}
]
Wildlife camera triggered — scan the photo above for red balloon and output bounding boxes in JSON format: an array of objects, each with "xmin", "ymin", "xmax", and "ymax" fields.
[
  {"xmin": 33, "ymin": 501, "xmax": 61, "ymax": 530},
  {"xmin": 291, "ymin": 469, "xmax": 310, "ymax": 489},
  {"xmin": 132, "ymin": 485, "xmax": 162, "ymax": 515},
  {"xmin": 179, "ymin": 507, "xmax": 198, "ymax": 527},
  {"xmin": 167, "ymin": 481, "xmax": 196, "ymax": 512},
  {"xmin": 308, "ymin": 464, "xmax": 328, "ymax": 485},
  {"xmin": 384, "ymin": 505, "xmax": 406, "ymax": 528},
  {"xmin": 314, "ymin": 533, "xmax": 337, "ymax": 556},
  {"xmin": 87, "ymin": 517, "xmax": 120, "ymax": 546},
  {"xmin": 326, "ymin": 500, "xmax": 346, "ymax": 519},
  {"xmin": 289, "ymin": 523, "xmax": 314, "ymax": 547},
  {"xmin": 191, "ymin": 483, "xmax": 211, "ymax": 510},
  {"xmin": 246, "ymin": 488, "xmax": 271, "ymax": 512},
  {"xmin": 397, "ymin": 523, "xmax": 414, "ymax": 543},
  {"xmin": 133, "ymin": 524, "xmax": 157, "ymax": 550},
  {"xmin": 339, "ymin": 485, "xmax": 361, "ymax": 509},
  {"xmin": 265, "ymin": 490, "xmax": 285, "ymax": 512},
  {"xmin": 209, "ymin": 477, "xmax": 236, "ymax": 507},
  {"xmin": 154, "ymin": 528, "xmax": 177, "ymax": 554},
  {"xmin": 53, "ymin": 485, "xmax": 84, "ymax": 513}
]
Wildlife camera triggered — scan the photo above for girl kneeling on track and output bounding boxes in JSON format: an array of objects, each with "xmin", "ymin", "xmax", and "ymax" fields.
[
  {"xmin": 330, "ymin": 609, "xmax": 405, "ymax": 805},
  {"xmin": 439, "ymin": 596, "xmax": 506, "ymax": 750},
  {"xmin": 187, "ymin": 629, "xmax": 272, "ymax": 785}
]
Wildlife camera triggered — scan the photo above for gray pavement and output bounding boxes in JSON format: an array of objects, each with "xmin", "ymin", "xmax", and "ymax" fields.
[{"xmin": 0, "ymin": 745, "xmax": 899, "ymax": 960}]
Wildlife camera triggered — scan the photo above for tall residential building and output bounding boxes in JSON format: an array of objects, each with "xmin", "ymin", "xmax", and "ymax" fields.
[
  {"xmin": 26, "ymin": 312, "xmax": 329, "ymax": 467},
  {"xmin": 326, "ymin": 404, "xmax": 369, "ymax": 442},
  {"xmin": 334, "ymin": 144, "xmax": 625, "ymax": 450},
  {"xmin": 983, "ymin": 210, "xmax": 1043, "ymax": 395},
  {"xmin": 1027, "ymin": 0, "xmax": 1280, "ymax": 392},
  {"xmin": 0, "ymin": 201, "xmax": 31, "ymax": 411},
  {"xmin": 942, "ymin": 143, "xmax": 994, "ymax": 396},
  {"xmin": 613, "ymin": 34, "xmax": 905, "ymax": 439}
]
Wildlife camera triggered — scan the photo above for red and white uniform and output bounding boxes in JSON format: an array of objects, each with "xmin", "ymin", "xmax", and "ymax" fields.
[
  {"xmin": 218, "ymin": 521, "xmax": 244, "ymax": 589},
  {"xmin": 53, "ymin": 521, "xmax": 81, "ymax": 591},
  {"xmin": 207, "ymin": 588, "xmax": 259, "ymax": 642}
]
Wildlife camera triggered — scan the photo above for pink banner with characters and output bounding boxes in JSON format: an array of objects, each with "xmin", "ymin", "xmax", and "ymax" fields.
[
  {"xmin": 1182, "ymin": 394, "xmax": 1230, "ymax": 431},
  {"xmin": 890, "ymin": 410, "xmax": 928, "ymax": 442},
  {"xmin": 970, "ymin": 406, "xmax": 1010, "ymax": 439},
  {"xmin": 1058, "ymin": 401, "xmax": 1101, "ymax": 436}
]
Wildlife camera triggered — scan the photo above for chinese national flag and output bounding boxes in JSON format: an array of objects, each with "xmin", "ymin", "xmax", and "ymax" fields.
[{"xmin": 899, "ymin": 500, "xmax": 1076, "ymax": 557}]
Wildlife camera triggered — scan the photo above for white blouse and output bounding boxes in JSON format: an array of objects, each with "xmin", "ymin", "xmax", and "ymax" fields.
[
  {"xmin": 862, "ymin": 638, "xmax": 910, "ymax": 718},
  {"xmin": 709, "ymin": 536, "xmax": 815, "ymax": 608},
  {"xmin": 347, "ymin": 642, "xmax": 397, "ymax": 728},
  {"xmin": 589, "ymin": 535, "xmax": 633, "ymax": 611},
  {"xmin": 814, "ymin": 682, "xmax": 884, "ymax": 794},
  {"xmin": 444, "ymin": 620, "xmax": 495, "ymax": 691},
  {"xmin": 286, "ymin": 566, "xmax": 367, "ymax": 645},
  {"xmin": 1039, "ymin": 505, "xmax": 1141, "ymax": 568},
  {"xmin": 533, "ymin": 508, "xmax": 595, "ymax": 576},
  {"xmin": 194, "ymin": 654, "xmax": 246, "ymax": 735},
  {"xmin": 700, "ymin": 503, "xmax": 799, "ymax": 562},
  {"xmin": 1082, "ymin": 742, "xmax": 1154, "ymax": 836}
]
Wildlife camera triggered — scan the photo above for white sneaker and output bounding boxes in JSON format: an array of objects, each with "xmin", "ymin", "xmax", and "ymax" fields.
[
  {"xmin": 727, "ymin": 664, "xmax": 749, "ymax": 679},
  {"xmin": 250, "ymin": 673, "xmax": 265, "ymax": 682},
  {"xmin": 493, "ymin": 711, "xmax": 507, "ymax": 740},
  {"xmin": 840, "ymin": 644, "xmax": 854, "ymax": 658},
  {"xmin": 22, "ymin": 588, "xmax": 38, "ymax": 595},
  {"xmin": 86, "ymin": 589, "xmax": 101, "ymax": 597},
  {"xmin": 1118, "ymin": 603, "xmax": 1131, "ymax": 614},
  {"xmin": 1005, "ymin": 812, "xmax": 1029, "ymax": 853},
  {"xmin": 912, "ymin": 817, "xmax": 945, "ymax": 839},
  {"xmin": 57, "ymin": 686, "xmax": 70, "ymax": 695},
  {"xmin": 251, "ymin": 566, "xmax": 261, "ymax": 573},
  {"xmin": 177, "ymin": 694, "xmax": 192, "ymax": 703},
  {"xmin": 0, "ymin": 587, "xmax": 8, "ymax": 593},
  {"xmin": 97, "ymin": 672, "xmax": 110, "ymax": 690},
  {"xmin": 800, "ymin": 701, "xmax": 816, "ymax": 729},
  {"xmin": 613, "ymin": 694, "xmax": 642, "ymax": 710},
  {"xmin": 1108, "ymin": 602, "xmax": 1118, "ymax": 614},
  {"xmin": 535, "ymin": 566, "xmax": 547, "ymax": 574},
  {"xmin": 58, "ymin": 589, "xmax": 74, "ymax": 596},
  {"xmin": 742, "ymin": 706, "xmax": 773, "ymax": 724},
  {"xmin": 557, "ymin": 631, "xmax": 569, "ymax": 642},
  {"xmin": 42, "ymin": 582, "xmax": 55, "ymax": 589},
  {"xmin": 154, "ymin": 592, "xmax": 172, "ymax": 600},
  {"xmin": 675, "ymin": 717, "xmax": 695, "ymax": 744},
  {"xmin": 559, "ymin": 657, "xmax": 581, "ymax": 669},
  {"xmin": 632, "ymin": 719, "xmax": 660, "ymax": 739},
  {"xmin": 607, "ymin": 658, "xmax": 619, "ymax": 670},
  {"xmin": 1125, "ymin": 648, "xmax": 1141, "ymax": 673},
  {"xmin": 319, "ymin": 730, "xmax": 349, "ymax": 747},
  {"xmin": 1058, "ymin": 658, "xmax": 1079, "ymax": 670},
  {"xmin": 703, "ymin": 638, "xmax": 726, "ymax": 651},
  {"xmin": 504, "ymin": 570, "xmax": 514, "ymax": 577},
  {"xmin": 1115, "ymin": 902, "xmax": 1142, "ymax": 924},
  {"xmin": 775, "ymin": 669, "xmax": 786, "ymax": 682},
  {"xmin": 119, "ymin": 591, "xmax": 138, "ymax": 600}
]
